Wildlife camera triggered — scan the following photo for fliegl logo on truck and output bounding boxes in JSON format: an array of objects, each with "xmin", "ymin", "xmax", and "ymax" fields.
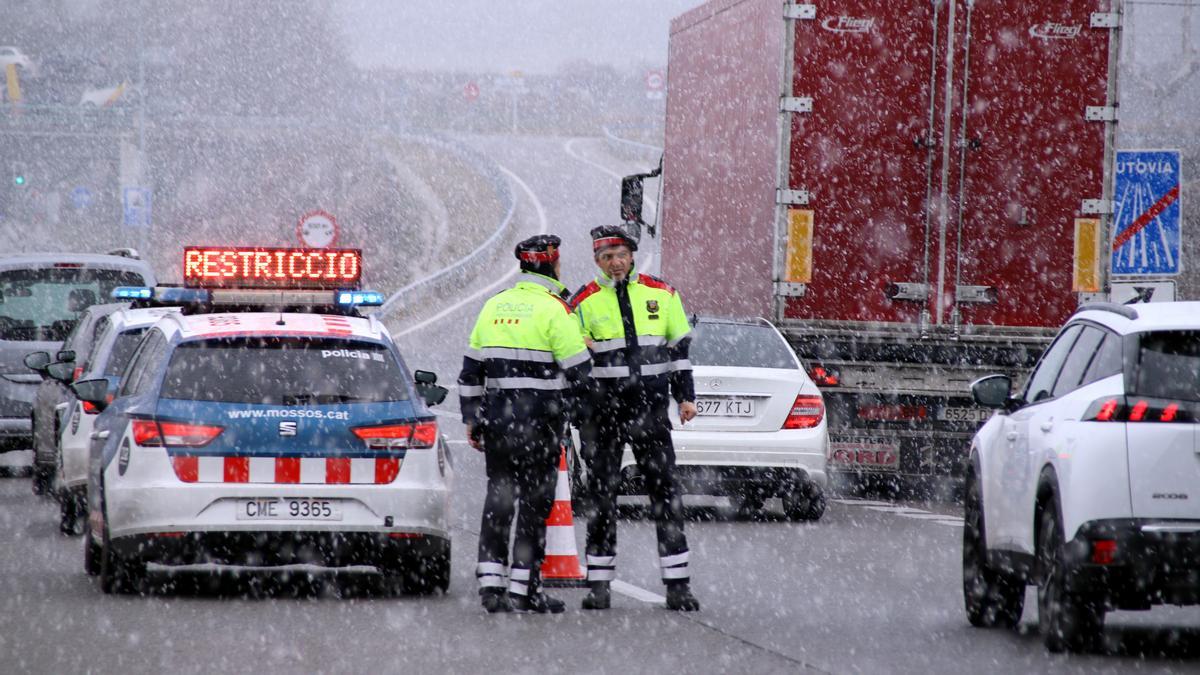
[
  {"xmin": 1029, "ymin": 22, "xmax": 1082, "ymax": 40},
  {"xmin": 820, "ymin": 16, "xmax": 875, "ymax": 34}
]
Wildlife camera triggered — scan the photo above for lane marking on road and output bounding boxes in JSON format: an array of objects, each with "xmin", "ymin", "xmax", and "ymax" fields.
[
  {"xmin": 612, "ymin": 579, "xmax": 666, "ymax": 604},
  {"xmin": 391, "ymin": 163, "xmax": 549, "ymax": 339},
  {"xmin": 837, "ymin": 497, "xmax": 964, "ymax": 527}
]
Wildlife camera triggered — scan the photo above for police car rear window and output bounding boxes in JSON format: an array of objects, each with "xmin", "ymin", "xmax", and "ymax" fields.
[
  {"xmin": 688, "ymin": 322, "xmax": 798, "ymax": 370},
  {"xmin": 160, "ymin": 337, "xmax": 409, "ymax": 404},
  {"xmin": 104, "ymin": 328, "xmax": 148, "ymax": 377}
]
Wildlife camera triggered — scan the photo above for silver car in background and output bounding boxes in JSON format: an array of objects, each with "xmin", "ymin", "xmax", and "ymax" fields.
[
  {"xmin": 619, "ymin": 317, "xmax": 829, "ymax": 521},
  {"xmin": 0, "ymin": 252, "xmax": 154, "ymax": 465}
]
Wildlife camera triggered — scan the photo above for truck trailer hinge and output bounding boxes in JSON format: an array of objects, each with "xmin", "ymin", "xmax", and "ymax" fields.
[
  {"xmin": 1081, "ymin": 199, "xmax": 1114, "ymax": 215},
  {"xmin": 956, "ymin": 285, "xmax": 997, "ymax": 304},
  {"xmin": 1085, "ymin": 106, "xmax": 1118, "ymax": 122},
  {"xmin": 885, "ymin": 283, "xmax": 930, "ymax": 302},
  {"xmin": 777, "ymin": 188, "xmax": 811, "ymax": 205},
  {"xmin": 1090, "ymin": 12, "xmax": 1121, "ymax": 29},
  {"xmin": 783, "ymin": 3, "xmax": 817, "ymax": 20},
  {"xmin": 780, "ymin": 96, "xmax": 813, "ymax": 114},
  {"xmin": 775, "ymin": 281, "xmax": 808, "ymax": 298}
]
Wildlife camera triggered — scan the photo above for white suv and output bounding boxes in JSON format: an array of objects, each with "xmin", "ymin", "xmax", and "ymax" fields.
[{"xmin": 963, "ymin": 302, "xmax": 1200, "ymax": 652}]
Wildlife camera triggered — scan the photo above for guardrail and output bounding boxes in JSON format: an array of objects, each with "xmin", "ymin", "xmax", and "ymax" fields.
[{"xmin": 376, "ymin": 133, "xmax": 516, "ymax": 319}]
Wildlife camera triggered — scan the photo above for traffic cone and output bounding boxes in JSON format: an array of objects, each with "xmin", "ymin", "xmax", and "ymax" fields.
[{"xmin": 541, "ymin": 446, "xmax": 587, "ymax": 587}]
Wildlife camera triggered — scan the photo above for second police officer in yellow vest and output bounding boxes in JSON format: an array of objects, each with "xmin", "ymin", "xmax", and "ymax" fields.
[{"xmin": 570, "ymin": 225, "xmax": 700, "ymax": 612}]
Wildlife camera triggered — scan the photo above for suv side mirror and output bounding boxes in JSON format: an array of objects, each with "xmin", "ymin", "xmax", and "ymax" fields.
[
  {"xmin": 46, "ymin": 362, "xmax": 75, "ymax": 383},
  {"xmin": 72, "ymin": 379, "xmax": 111, "ymax": 413},
  {"xmin": 57, "ymin": 349, "xmax": 76, "ymax": 363},
  {"xmin": 971, "ymin": 374, "xmax": 1013, "ymax": 409},
  {"xmin": 413, "ymin": 370, "xmax": 448, "ymax": 407},
  {"xmin": 23, "ymin": 351, "xmax": 51, "ymax": 373}
]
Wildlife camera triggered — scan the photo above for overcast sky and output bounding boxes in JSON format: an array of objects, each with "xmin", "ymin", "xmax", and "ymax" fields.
[{"xmin": 336, "ymin": 0, "xmax": 705, "ymax": 74}]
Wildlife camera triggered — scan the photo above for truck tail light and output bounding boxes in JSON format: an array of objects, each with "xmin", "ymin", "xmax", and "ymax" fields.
[
  {"xmin": 783, "ymin": 395, "xmax": 824, "ymax": 429},
  {"xmin": 352, "ymin": 421, "xmax": 438, "ymax": 450},
  {"xmin": 72, "ymin": 366, "xmax": 84, "ymax": 381},
  {"xmin": 1083, "ymin": 396, "xmax": 1193, "ymax": 423},
  {"xmin": 807, "ymin": 365, "xmax": 840, "ymax": 387},
  {"xmin": 82, "ymin": 401, "xmax": 100, "ymax": 414},
  {"xmin": 131, "ymin": 420, "xmax": 223, "ymax": 447}
]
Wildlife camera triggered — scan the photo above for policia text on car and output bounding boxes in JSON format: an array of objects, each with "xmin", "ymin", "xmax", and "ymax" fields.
[
  {"xmin": 457, "ymin": 235, "xmax": 591, "ymax": 614},
  {"xmin": 571, "ymin": 224, "xmax": 700, "ymax": 612}
]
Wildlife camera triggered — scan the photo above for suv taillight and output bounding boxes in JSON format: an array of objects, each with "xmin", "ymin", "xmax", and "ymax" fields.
[
  {"xmin": 131, "ymin": 419, "xmax": 223, "ymax": 447},
  {"xmin": 352, "ymin": 421, "xmax": 438, "ymax": 449},
  {"xmin": 783, "ymin": 395, "xmax": 824, "ymax": 429},
  {"xmin": 1083, "ymin": 396, "xmax": 1194, "ymax": 423}
]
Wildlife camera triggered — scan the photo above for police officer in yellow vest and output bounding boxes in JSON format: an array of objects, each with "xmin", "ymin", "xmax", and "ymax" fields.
[
  {"xmin": 458, "ymin": 234, "xmax": 591, "ymax": 614},
  {"xmin": 570, "ymin": 224, "xmax": 700, "ymax": 611}
]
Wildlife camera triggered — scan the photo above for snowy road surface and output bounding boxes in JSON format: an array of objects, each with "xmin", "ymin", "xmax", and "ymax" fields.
[{"xmin": 1, "ymin": 137, "xmax": 1197, "ymax": 674}]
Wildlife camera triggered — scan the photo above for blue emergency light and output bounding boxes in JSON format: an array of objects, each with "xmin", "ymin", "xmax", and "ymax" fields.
[
  {"xmin": 336, "ymin": 290, "xmax": 385, "ymax": 307},
  {"xmin": 113, "ymin": 286, "xmax": 153, "ymax": 300}
]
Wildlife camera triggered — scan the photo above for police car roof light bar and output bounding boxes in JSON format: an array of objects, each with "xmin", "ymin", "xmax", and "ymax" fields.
[{"xmin": 336, "ymin": 290, "xmax": 384, "ymax": 307}]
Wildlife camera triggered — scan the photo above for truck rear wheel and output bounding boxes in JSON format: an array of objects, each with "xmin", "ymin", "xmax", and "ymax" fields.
[
  {"xmin": 1037, "ymin": 503, "xmax": 1103, "ymax": 652},
  {"xmin": 962, "ymin": 471, "xmax": 1023, "ymax": 628}
]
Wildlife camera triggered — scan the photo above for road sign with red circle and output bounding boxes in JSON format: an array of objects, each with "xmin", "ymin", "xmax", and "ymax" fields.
[
  {"xmin": 645, "ymin": 70, "xmax": 665, "ymax": 91},
  {"xmin": 297, "ymin": 210, "xmax": 339, "ymax": 248},
  {"xmin": 464, "ymin": 81, "xmax": 480, "ymax": 102}
]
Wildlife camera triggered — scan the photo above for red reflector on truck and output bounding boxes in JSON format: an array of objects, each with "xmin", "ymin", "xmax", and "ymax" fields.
[{"xmin": 807, "ymin": 365, "xmax": 840, "ymax": 387}]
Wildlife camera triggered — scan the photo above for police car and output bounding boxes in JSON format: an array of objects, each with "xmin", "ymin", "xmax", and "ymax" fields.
[
  {"xmin": 73, "ymin": 247, "xmax": 452, "ymax": 595},
  {"xmin": 56, "ymin": 306, "xmax": 181, "ymax": 534}
]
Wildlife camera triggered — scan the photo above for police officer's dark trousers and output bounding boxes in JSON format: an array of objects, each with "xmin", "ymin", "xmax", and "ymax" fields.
[
  {"xmin": 477, "ymin": 417, "xmax": 561, "ymax": 597},
  {"xmin": 584, "ymin": 380, "xmax": 689, "ymax": 582}
]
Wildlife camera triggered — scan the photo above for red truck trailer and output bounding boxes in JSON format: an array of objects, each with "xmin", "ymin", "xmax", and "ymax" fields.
[{"xmin": 638, "ymin": 0, "xmax": 1121, "ymax": 488}]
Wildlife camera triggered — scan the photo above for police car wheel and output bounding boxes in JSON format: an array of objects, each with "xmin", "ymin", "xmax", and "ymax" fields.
[
  {"xmin": 383, "ymin": 540, "xmax": 451, "ymax": 595},
  {"xmin": 31, "ymin": 463, "xmax": 51, "ymax": 497},
  {"xmin": 99, "ymin": 521, "xmax": 146, "ymax": 595},
  {"xmin": 83, "ymin": 520, "xmax": 101, "ymax": 577},
  {"xmin": 59, "ymin": 493, "xmax": 82, "ymax": 536}
]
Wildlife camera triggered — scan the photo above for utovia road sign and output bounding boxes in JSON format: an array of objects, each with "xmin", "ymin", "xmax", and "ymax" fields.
[
  {"xmin": 297, "ymin": 210, "xmax": 338, "ymax": 248},
  {"xmin": 1111, "ymin": 149, "xmax": 1182, "ymax": 276},
  {"xmin": 464, "ymin": 81, "xmax": 480, "ymax": 102}
]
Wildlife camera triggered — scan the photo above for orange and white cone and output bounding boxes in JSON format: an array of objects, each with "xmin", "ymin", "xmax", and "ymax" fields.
[{"xmin": 541, "ymin": 446, "xmax": 587, "ymax": 587}]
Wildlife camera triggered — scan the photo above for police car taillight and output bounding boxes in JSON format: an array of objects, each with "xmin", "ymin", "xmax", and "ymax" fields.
[
  {"xmin": 132, "ymin": 420, "xmax": 223, "ymax": 447},
  {"xmin": 783, "ymin": 395, "xmax": 824, "ymax": 430},
  {"xmin": 352, "ymin": 421, "xmax": 437, "ymax": 450}
]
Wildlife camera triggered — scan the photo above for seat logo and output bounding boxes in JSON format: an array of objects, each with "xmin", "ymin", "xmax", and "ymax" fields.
[
  {"xmin": 279, "ymin": 421, "xmax": 298, "ymax": 437},
  {"xmin": 821, "ymin": 16, "xmax": 874, "ymax": 34}
]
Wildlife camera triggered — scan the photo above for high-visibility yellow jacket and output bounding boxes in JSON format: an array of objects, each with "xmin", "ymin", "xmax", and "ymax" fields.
[
  {"xmin": 458, "ymin": 272, "xmax": 591, "ymax": 425},
  {"xmin": 570, "ymin": 268, "xmax": 694, "ymax": 401}
]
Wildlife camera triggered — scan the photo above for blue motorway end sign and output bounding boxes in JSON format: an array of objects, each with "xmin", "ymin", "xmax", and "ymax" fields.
[
  {"xmin": 122, "ymin": 187, "xmax": 152, "ymax": 228},
  {"xmin": 1111, "ymin": 150, "xmax": 1182, "ymax": 276}
]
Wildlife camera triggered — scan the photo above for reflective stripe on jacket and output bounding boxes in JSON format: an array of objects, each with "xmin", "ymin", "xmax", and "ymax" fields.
[
  {"xmin": 458, "ymin": 273, "xmax": 591, "ymax": 425},
  {"xmin": 570, "ymin": 268, "xmax": 694, "ymax": 401}
]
